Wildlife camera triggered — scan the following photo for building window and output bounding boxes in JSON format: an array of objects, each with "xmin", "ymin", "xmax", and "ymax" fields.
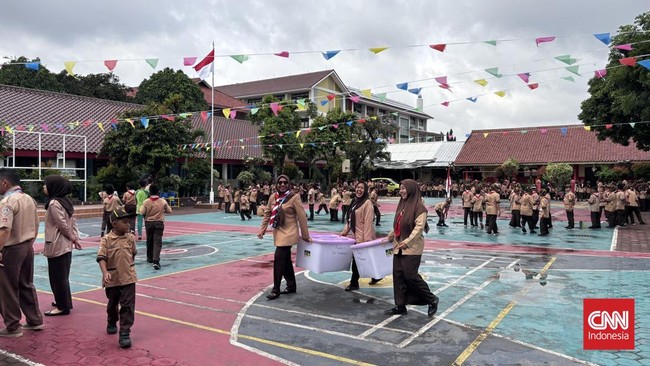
[
  {"xmin": 301, "ymin": 118, "xmax": 310, "ymax": 129},
  {"xmin": 378, "ymin": 108, "xmax": 387, "ymax": 116},
  {"xmin": 366, "ymin": 106, "xmax": 375, "ymax": 116},
  {"xmin": 353, "ymin": 103, "xmax": 363, "ymax": 114},
  {"xmin": 291, "ymin": 92, "xmax": 309, "ymax": 101},
  {"xmin": 247, "ymin": 98, "xmax": 262, "ymax": 105}
]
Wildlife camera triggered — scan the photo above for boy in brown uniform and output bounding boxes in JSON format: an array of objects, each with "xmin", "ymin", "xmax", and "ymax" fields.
[
  {"xmin": 461, "ymin": 187, "xmax": 473, "ymax": 225},
  {"xmin": 563, "ymin": 186, "xmax": 576, "ymax": 229},
  {"xmin": 102, "ymin": 184, "xmax": 123, "ymax": 237},
  {"xmin": 140, "ymin": 184, "xmax": 172, "ymax": 270},
  {"xmin": 485, "ymin": 186, "xmax": 500, "ymax": 235},
  {"xmin": 97, "ymin": 208, "xmax": 137, "ymax": 348},
  {"xmin": 0, "ymin": 169, "xmax": 43, "ymax": 337}
]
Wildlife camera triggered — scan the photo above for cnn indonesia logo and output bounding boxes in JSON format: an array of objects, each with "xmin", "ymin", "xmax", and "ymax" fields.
[{"xmin": 583, "ymin": 299, "xmax": 635, "ymax": 350}]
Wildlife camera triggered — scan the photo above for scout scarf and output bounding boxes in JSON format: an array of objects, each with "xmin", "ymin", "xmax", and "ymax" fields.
[{"xmin": 269, "ymin": 191, "xmax": 291, "ymax": 228}]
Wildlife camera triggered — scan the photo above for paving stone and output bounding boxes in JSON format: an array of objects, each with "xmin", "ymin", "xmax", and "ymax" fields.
[
  {"xmin": 102, "ymin": 356, "xmax": 130, "ymax": 365},
  {"xmin": 132, "ymin": 356, "xmax": 155, "ymax": 365},
  {"xmin": 51, "ymin": 354, "xmax": 82, "ymax": 364},
  {"xmin": 78, "ymin": 355, "xmax": 106, "ymax": 365},
  {"xmin": 151, "ymin": 358, "xmax": 180, "ymax": 366}
]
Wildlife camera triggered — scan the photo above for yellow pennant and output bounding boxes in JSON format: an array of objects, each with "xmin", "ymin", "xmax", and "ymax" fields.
[
  {"xmin": 583, "ymin": 126, "xmax": 591, "ymax": 131},
  {"xmin": 369, "ymin": 47, "xmax": 388, "ymax": 54},
  {"xmin": 296, "ymin": 103, "xmax": 306, "ymax": 111},
  {"xmin": 361, "ymin": 89, "xmax": 372, "ymax": 98},
  {"xmin": 295, "ymin": 130, "xmax": 301, "ymax": 138},
  {"xmin": 474, "ymin": 79, "xmax": 488, "ymax": 86},
  {"xmin": 64, "ymin": 61, "xmax": 76, "ymax": 77},
  {"xmin": 97, "ymin": 122, "xmax": 105, "ymax": 132},
  {"xmin": 495, "ymin": 91, "xmax": 506, "ymax": 97},
  {"xmin": 483, "ymin": 133, "xmax": 489, "ymax": 138},
  {"xmin": 241, "ymin": 146, "xmax": 245, "ymax": 150},
  {"xmin": 126, "ymin": 118, "xmax": 135, "ymax": 128},
  {"xmin": 4, "ymin": 126, "xmax": 13, "ymax": 134},
  {"xmin": 299, "ymin": 143, "xmax": 304, "ymax": 149},
  {"xmin": 222, "ymin": 108, "xmax": 231, "ymax": 118}
]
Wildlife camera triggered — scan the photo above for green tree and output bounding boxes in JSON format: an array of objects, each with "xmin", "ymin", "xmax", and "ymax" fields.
[
  {"xmin": 93, "ymin": 164, "xmax": 141, "ymax": 196},
  {"xmin": 56, "ymin": 72, "xmax": 130, "ymax": 102},
  {"xmin": 99, "ymin": 98, "xmax": 204, "ymax": 181},
  {"xmin": 632, "ymin": 162, "xmax": 650, "ymax": 180},
  {"xmin": 579, "ymin": 12, "xmax": 650, "ymax": 150},
  {"xmin": 179, "ymin": 158, "xmax": 215, "ymax": 197},
  {"xmin": 500, "ymin": 158, "xmax": 520, "ymax": 181},
  {"xmin": 339, "ymin": 116, "xmax": 395, "ymax": 179},
  {"xmin": 249, "ymin": 96, "xmax": 317, "ymax": 176},
  {"xmin": 236, "ymin": 170, "xmax": 255, "ymax": 188},
  {"xmin": 0, "ymin": 56, "xmax": 62, "ymax": 92},
  {"xmin": 543, "ymin": 163, "xmax": 573, "ymax": 189},
  {"xmin": 135, "ymin": 67, "xmax": 208, "ymax": 113}
]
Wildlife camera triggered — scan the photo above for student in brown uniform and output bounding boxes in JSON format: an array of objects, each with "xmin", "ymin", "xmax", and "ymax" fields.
[
  {"xmin": 434, "ymin": 198, "xmax": 452, "ymax": 227},
  {"xmin": 485, "ymin": 185, "xmax": 500, "ymax": 235},
  {"xmin": 257, "ymin": 175, "xmax": 311, "ymax": 300},
  {"xmin": 509, "ymin": 187, "xmax": 521, "ymax": 228},
  {"xmin": 140, "ymin": 184, "xmax": 172, "ymax": 270},
  {"xmin": 97, "ymin": 208, "xmax": 138, "ymax": 349},
  {"xmin": 43, "ymin": 175, "xmax": 82, "ymax": 317},
  {"xmin": 603, "ymin": 186, "xmax": 616, "ymax": 228},
  {"xmin": 563, "ymin": 186, "xmax": 576, "ymax": 229},
  {"xmin": 520, "ymin": 188, "xmax": 536, "ymax": 234},
  {"xmin": 329, "ymin": 190, "xmax": 342, "ymax": 221},
  {"xmin": 101, "ymin": 184, "xmax": 123, "ymax": 237},
  {"xmin": 615, "ymin": 183, "xmax": 627, "ymax": 227},
  {"xmin": 384, "ymin": 179, "xmax": 438, "ymax": 317},
  {"xmin": 307, "ymin": 184, "xmax": 316, "ymax": 220},
  {"xmin": 626, "ymin": 186, "xmax": 645, "ymax": 225},
  {"xmin": 239, "ymin": 190, "xmax": 252, "ymax": 221},
  {"xmin": 461, "ymin": 187, "xmax": 473, "ymax": 226},
  {"xmin": 587, "ymin": 189, "xmax": 601, "ymax": 229},
  {"xmin": 340, "ymin": 187, "xmax": 352, "ymax": 224},
  {"xmin": 0, "ymin": 169, "xmax": 43, "ymax": 337},
  {"xmin": 539, "ymin": 190, "xmax": 551, "ymax": 236},
  {"xmin": 341, "ymin": 182, "xmax": 381, "ymax": 291},
  {"xmin": 122, "ymin": 182, "xmax": 137, "ymax": 234},
  {"xmin": 470, "ymin": 188, "xmax": 484, "ymax": 228},
  {"xmin": 370, "ymin": 187, "xmax": 381, "ymax": 226}
]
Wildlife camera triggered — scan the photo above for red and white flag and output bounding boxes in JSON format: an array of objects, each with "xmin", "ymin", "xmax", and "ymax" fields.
[
  {"xmin": 194, "ymin": 50, "xmax": 214, "ymax": 80},
  {"xmin": 445, "ymin": 166, "xmax": 452, "ymax": 198}
]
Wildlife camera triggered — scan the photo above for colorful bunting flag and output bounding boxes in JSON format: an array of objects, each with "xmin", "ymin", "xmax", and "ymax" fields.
[
  {"xmin": 614, "ymin": 44, "xmax": 632, "ymax": 51},
  {"xmin": 4, "ymin": 126, "xmax": 13, "ymax": 134},
  {"xmin": 327, "ymin": 94, "xmax": 336, "ymax": 101},
  {"xmin": 322, "ymin": 50, "xmax": 340, "ymax": 60},
  {"xmin": 274, "ymin": 51, "xmax": 289, "ymax": 58},
  {"xmin": 320, "ymin": 100, "xmax": 329, "ymax": 106},
  {"xmin": 630, "ymin": 123, "xmax": 636, "ymax": 128},
  {"xmin": 528, "ymin": 83, "xmax": 539, "ymax": 90},
  {"xmin": 295, "ymin": 130, "xmax": 301, "ymax": 138},
  {"xmin": 467, "ymin": 97, "xmax": 477, "ymax": 103},
  {"xmin": 396, "ymin": 82, "xmax": 408, "ymax": 90},
  {"xmin": 555, "ymin": 55, "xmax": 578, "ymax": 65},
  {"xmin": 376, "ymin": 93, "xmax": 387, "ymax": 101},
  {"xmin": 429, "ymin": 44, "xmax": 446, "ymax": 52},
  {"xmin": 145, "ymin": 59, "xmax": 159, "ymax": 69},
  {"xmin": 64, "ymin": 61, "xmax": 76, "ymax": 77},
  {"xmin": 535, "ymin": 36, "xmax": 556, "ymax": 46},
  {"xmin": 583, "ymin": 126, "xmax": 591, "ymax": 131},
  {"xmin": 562, "ymin": 76, "xmax": 575, "ymax": 82},
  {"xmin": 270, "ymin": 102, "xmax": 280, "ymax": 116},
  {"xmin": 183, "ymin": 57, "xmax": 197, "ymax": 66},
  {"xmin": 595, "ymin": 69, "xmax": 607, "ymax": 79},
  {"xmin": 540, "ymin": 129, "xmax": 548, "ymax": 134},
  {"xmin": 605, "ymin": 124, "xmax": 613, "ymax": 129},
  {"xmin": 141, "ymin": 117, "xmax": 149, "ymax": 129},
  {"xmin": 41, "ymin": 124, "xmax": 49, "ymax": 132},
  {"xmin": 520, "ymin": 130, "xmax": 528, "ymax": 134},
  {"xmin": 97, "ymin": 122, "xmax": 105, "ymax": 132},
  {"xmin": 25, "ymin": 62, "xmax": 40, "ymax": 71},
  {"xmin": 560, "ymin": 127, "xmax": 568, "ymax": 136},
  {"xmin": 250, "ymin": 108, "xmax": 259, "ymax": 115},
  {"xmin": 441, "ymin": 101, "xmax": 449, "ymax": 107},
  {"xmin": 369, "ymin": 47, "xmax": 388, "ymax": 54},
  {"xmin": 104, "ymin": 60, "xmax": 117, "ymax": 71},
  {"xmin": 483, "ymin": 133, "xmax": 489, "ymax": 138},
  {"xmin": 434, "ymin": 76, "xmax": 448, "ymax": 85},
  {"xmin": 619, "ymin": 57, "xmax": 636, "ymax": 66},
  {"xmin": 517, "ymin": 73, "xmax": 530, "ymax": 83},
  {"xmin": 484, "ymin": 40, "xmax": 497, "ymax": 46},
  {"xmin": 494, "ymin": 91, "xmax": 506, "ymax": 97},
  {"xmin": 594, "ymin": 33, "xmax": 611, "ymax": 45},
  {"xmin": 565, "ymin": 65, "xmax": 580, "ymax": 75},
  {"xmin": 485, "ymin": 68, "xmax": 502, "ymax": 78},
  {"xmin": 407, "ymin": 88, "xmax": 422, "ymax": 95},
  {"xmin": 201, "ymin": 111, "xmax": 208, "ymax": 122},
  {"xmin": 349, "ymin": 96, "xmax": 360, "ymax": 103},
  {"xmin": 222, "ymin": 108, "xmax": 231, "ymax": 118},
  {"xmin": 361, "ymin": 89, "xmax": 372, "ymax": 98},
  {"xmin": 231, "ymin": 55, "xmax": 250, "ymax": 64},
  {"xmin": 474, "ymin": 79, "xmax": 488, "ymax": 86},
  {"xmin": 126, "ymin": 119, "xmax": 134, "ymax": 128},
  {"xmin": 638, "ymin": 60, "xmax": 650, "ymax": 70}
]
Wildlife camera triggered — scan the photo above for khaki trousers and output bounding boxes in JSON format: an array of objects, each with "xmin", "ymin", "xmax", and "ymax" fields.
[{"xmin": 0, "ymin": 241, "xmax": 43, "ymax": 331}]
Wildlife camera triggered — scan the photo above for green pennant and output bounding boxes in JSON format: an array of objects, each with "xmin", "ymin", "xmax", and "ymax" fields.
[
  {"xmin": 555, "ymin": 55, "xmax": 578, "ymax": 65},
  {"xmin": 145, "ymin": 58, "xmax": 159, "ymax": 69},
  {"xmin": 562, "ymin": 76, "xmax": 576, "ymax": 82},
  {"xmin": 376, "ymin": 93, "xmax": 387, "ymax": 102},
  {"xmin": 520, "ymin": 130, "xmax": 528, "ymax": 134},
  {"xmin": 565, "ymin": 65, "xmax": 580, "ymax": 76},
  {"xmin": 390, "ymin": 112, "xmax": 399, "ymax": 117},
  {"xmin": 297, "ymin": 99, "xmax": 306, "ymax": 106},
  {"xmin": 485, "ymin": 67, "xmax": 502, "ymax": 78},
  {"xmin": 318, "ymin": 126, "xmax": 326, "ymax": 131},
  {"xmin": 250, "ymin": 108, "xmax": 259, "ymax": 115},
  {"xmin": 230, "ymin": 55, "xmax": 250, "ymax": 64},
  {"xmin": 484, "ymin": 40, "xmax": 497, "ymax": 46}
]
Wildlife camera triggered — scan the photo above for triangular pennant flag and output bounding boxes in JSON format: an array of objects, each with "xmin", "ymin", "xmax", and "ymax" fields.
[
  {"xmin": 465, "ymin": 134, "xmax": 470, "ymax": 138},
  {"xmin": 369, "ymin": 47, "xmax": 388, "ymax": 54},
  {"xmin": 270, "ymin": 102, "xmax": 280, "ymax": 116},
  {"xmin": 201, "ymin": 111, "xmax": 208, "ymax": 122},
  {"xmin": 41, "ymin": 124, "xmax": 49, "ymax": 132},
  {"xmin": 474, "ymin": 79, "xmax": 488, "ymax": 86},
  {"xmin": 638, "ymin": 60, "xmax": 650, "ymax": 70},
  {"xmin": 320, "ymin": 100, "xmax": 329, "ymax": 106},
  {"xmin": 349, "ymin": 96, "xmax": 360, "ymax": 103},
  {"xmin": 299, "ymin": 143, "xmax": 304, "ymax": 149},
  {"xmin": 56, "ymin": 123, "xmax": 64, "ymax": 131},
  {"xmin": 555, "ymin": 55, "xmax": 578, "ymax": 65},
  {"xmin": 614, "ymin": 44, "xmax": 633, "ymax": 51},
  {"xmin": 231, "ymin": 55, "xmax": 250, "ymax": 64},
  {"xmin": 296, "ymin": 103, "xmax": 306, "ymax": 111},
  {"xmin": 126, "ymin": 119, "xmax": 134, "ymax": 128},
  {"xmin": 630, "ymin": 123, "xmax": 636, "ymax": 128},
  {"xmin": 25, "ymin": 62, "xmax": 40, "ymax": 71},
  {"xmin": 605, "ymin": 124, "xmax": 613, "ymax": 129},
  {"xmin": 97, "ymin": 122, "xmax": 105, "ymax": 132},
  {"xmin": 278, "ymin": 144, "xmax": 283, "ymax": 149},
  {"xmin": 376, "ymin": 93, "xmax": 387, "ymax": 101},
  {"xmin": 230, "ymin": 110, "xmax": 237, "ymax": 119},
  {"xmin": 535, "ymin": 36, "xmax": 556, "ymax": 46},
  {"xmin": 145, "ymin": 59, "xmax": 159, "ymax": 69},
  {"xmin": 485, "ymin": 67, "xmax": 502, "ymax": 78},
  {"xmin": 318, "ymin": 126, "xmax": 326, "ymax": 131},
  {"xmin": 407, "ymin": 88, "xmax": 422, "ymax": 95},
  {"xmin": 429, "ymin": 44, "xmax": 446, "ymax": 52},
  {"xmin": 435, "ymin": 76, "xmax": 448, "ymax": 85},
  {"xmin": 594, "ymin": 33, "xmax": 611, "ymax": 45},
  {"xmin": 466, "ymin": 97, "xmax": 477, "ymax": 103},
  {"xmin": 390, "ymin": 112, "xmax": 398, "ymax": 117},
  {"xmin": 583, "ymin": 126, "xmax": 591, "ymax": 131},
  {"xmin": 619, "ymin": 57, "xmax": 636, "ymax": 67},
  {"xmin": 222, "ymin": 108, "xmax": 231, "ymax": 118},
  {"xmin": 521, "ymin": 130, "xmax": 528, "ymax": 134},
  {"xmin": 441, "ymin": 101, "xmax": 449, "ymax": 107},
  {"xmin": 494, "ymin": 91, "xmax": 506, "ymax": 97},
  {"xmin": 322, "ymin": 50, "xmax": 340, "ymax": 60},
  {"xmin": 327, "ymin": 94, "xmax": 336, "ymax": 101},
  {"xmin": 141, "ymin": 117, "xmax": 149, "ymax": 129},
  {"xmin": 4, "ymin": 126, "xmax": 13, "ymax": 134},
  {"xmin": 595, "ymin": 69, "xmax": 607, "ymax": 79},
  {"xmin": 396, "ymin": 82, "xmax": 408, "ymax": 90},
  {"xmin": 358, "ymin": 119, "xmax": 366, "ymax": 124},
  {"xmin": 297, "ymin": 99, "xmax": 306, "ymax": 106},
  {"xmin": 501, "ymin": 131, "xmax": 508, "ymax": 135},
  {"xmin": 560, "ymin": 127, "xmax": 568, "ymax": 136},
  {"xmin": 27, "ymin": 124, "xmax": 34, "ymax": 132},
  {"xmin": 250, "ymin": 108, "xmax": 259, "ymax": 115},
  {"xmin": 540, "ymin": 128, "xmax": 548, "ymax": 134},
  {"xmin": 104, "ymin": 60, "xmax": 118, "ymax": 71},
  {"xmin": 82, "ymin": 119, "xmax": 92, "ymax": 127},
  {"xmin": 517, "ymin": 73, "xmax": 530, "ymax": 83},
  {"xmin": 183, "ymin": 57, "xmax": 197, "ymax": 66},
  {"xmin": 562, "ymin": 76, "xmax": 575, "ymax": 82},
  {"xmin": 64, "ymin": 61, "xmax": 76, "ymax": 76},
  {"xmin": 483, "ymin": 133, "xmax": 489, "ymax": 138},
  {"xmin": 361, "ymin": 89, "xmax": 372, "ymax": 98},
  {"xmin": 295, "ymin": 130, "xmax": 301, "ymax": 138},
  {"xmin": 274, "ymin": 51, "xmax": 289, "ymax": 58},
  {"xmin": 565, "ymin": 65, "xmax": 580, "ymax": 75},
  {"xmin": 16, "ymin": 125, "xmax": 25, "ymax": 131},
  {"xmin": 484, "ymin": 40, "xmax": 497, "ymax": 46},
  {"xmin": 333, "ymin": 124, "xmax": 339, "ymax": 129},
  {"xmin": 161, "ymin": 115, "xmax": 175, "ymax": 121},
  {"xmin": 310, "ymin": 143, "xmax": 316, "ymax": 147},
  {"xmin": 346, "ymin": 121, "xmax": 353, "ymax": 126},
  {"xmin": 528, "ymin": 83, "xmax": 539, "ymax": 90}
]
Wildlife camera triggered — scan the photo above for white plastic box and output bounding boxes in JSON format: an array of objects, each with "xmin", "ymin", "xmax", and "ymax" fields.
[
  {"xmin": 351, "ymin": 238, "xmax": 394, "ymax": 279},
  {"xmin": 296, "ymin": 234, "xmax": 356, "ymax": 274}
]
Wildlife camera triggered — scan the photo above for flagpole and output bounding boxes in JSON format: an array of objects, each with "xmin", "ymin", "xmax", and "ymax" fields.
[{"xmin": 209, "ymin": 41, "xmax": 215, "ymax": 204}]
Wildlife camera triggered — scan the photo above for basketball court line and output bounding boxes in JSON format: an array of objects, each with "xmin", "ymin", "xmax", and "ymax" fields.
[
  {"xmin": 610, "ymin": 227, "xmax": 619, "ymax": 251},
  {"xmin": 0, "ymin": 349, "xmax": 44, "ymax": 366}
]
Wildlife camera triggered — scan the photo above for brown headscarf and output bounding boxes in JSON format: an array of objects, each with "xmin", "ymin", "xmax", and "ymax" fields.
[
  {"xmin": 44, "ymin": 175, "xmax": 74, "ymax": 217},
  {"xmin": 272, "ymin": 174, "xmax": 293, "ymax": 228},
  {"xmin": 393, "ymin": 179, "xmax": 429, "ymax": 240}
]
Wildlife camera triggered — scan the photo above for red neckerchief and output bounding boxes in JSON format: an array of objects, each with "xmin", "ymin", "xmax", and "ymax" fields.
[
  {"xmin": 394, "ymin": 210, "xmax": 404, "ymax": 239},
  {"xmin": 269, "ymin": 191, "xmax": 290, "ymax": 228},
  {"xmin": 150, "ymin": 195, "xmax": 160, "ymax": 201}
]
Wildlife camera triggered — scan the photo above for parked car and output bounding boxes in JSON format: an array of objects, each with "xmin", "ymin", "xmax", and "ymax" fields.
[{"xmin": 371, "ymin": 177, "xmax": 400, "ymax": 195}]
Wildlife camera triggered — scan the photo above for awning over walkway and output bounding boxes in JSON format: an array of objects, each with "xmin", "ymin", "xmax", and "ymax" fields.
[{"xmin": 375, "ymin": 141, "xmax": 464, "ymax": 170}]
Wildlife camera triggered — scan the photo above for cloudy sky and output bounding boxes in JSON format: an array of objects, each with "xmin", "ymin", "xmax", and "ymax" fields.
[{"xmin": 1, "ymin": 0, "xmax": 648, "ymax": 138}]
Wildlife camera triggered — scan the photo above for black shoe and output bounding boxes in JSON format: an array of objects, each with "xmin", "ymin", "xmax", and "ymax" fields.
[
  {"xmin": 384, "ymin": 306, "xmax": 407, "ymax": 316},
  {"xmin": 530, "ymin": 230, "xmax": 537, "ymax": 234},
  {"xmin": 344, "ymin": 284, "xmax": 359, "ymax": 292},
  {"xmin": 368, "ymin": 278, "xmax": 382, "ymax": 285},
  {"xmin": 375, "ymin": 223, "xmax": 381, "ymax": 226},
  {"xmin": 428, "ymin": 297, "xmax": 439, "ymax": 317},
  {"xmin": 107, "ymin": 324, "xmax": 117, "ymax": 334},
  {"xmin": 538, "ymin": 233, "xmax": 548, "ymax": 237},
  {"xmin": 266, "ymin": 292, "xmax": 280, "ymax": 300},
  {"xmin": 522, "ymin": 229, "xmax": 527, "ymax": 233},
  {"xmin": 279, "ymin": 289, "xmax": 296, "ymax": 294},
  {"xmin": 153, "ymin": 263, "xmax": 161, "ymax": 270},
  {"xmin": 119, "ymin": 332, "xmax": 132, "ymax": 349}
]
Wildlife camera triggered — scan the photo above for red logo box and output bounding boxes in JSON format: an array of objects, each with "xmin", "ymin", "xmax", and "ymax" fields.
[{"xmin": 583, "ymin": 298, "xmax": 635, "ymax": 350}]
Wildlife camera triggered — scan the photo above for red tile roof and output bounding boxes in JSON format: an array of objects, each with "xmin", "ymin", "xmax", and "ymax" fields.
[
  {"xmin": 0, "ymin": 84, "xmax": 143, "ymax": 154},
  {"xmin": 191, "ymin": 115, "xmax": 263, "ymax": 160},
  {"xmin": 215, "ymin": 70, "xmax": 336, "ymax": 97},
  {"xmin": 455, "ymin": 125, "xmax": 650, "ymax": 165}
]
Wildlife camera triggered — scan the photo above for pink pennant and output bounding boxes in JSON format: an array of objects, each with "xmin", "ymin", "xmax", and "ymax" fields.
[
  {"xmin": 327, "ymin": 94, "xmax": 336, "ymax": 101},
  {"xmin": 439, "ymin": 84, "xmax": 452, "ymax": 91},
  {"xmin": 595, "ymin": 69, "xmax": 607, "ymax": 79},
  {"xmin": 104, "ymin": 60, "xmax": 117, "ymax": 71},
  {"xmin": 229, "ymin": 110, "xmax": 237, "ymax": 119},
  {"xmin": 161, "ymin": 115, "xmax": 175, "ymax": 121},
  {"xmin": 429, "ymin": 44, "xmax": 446, "ymax": 52},
  {"xmin": 270, "ymin": 103, "xmax": 280, "ymax": 116},
  {"xmin": 517, "ymin": 73, "xmax": 530, "ymax": 83},
  {"xmin": 435, "ymin": 76, "xmax": 448, "ymax": 85},
  {"xmin": 540, "ymin": 128, "xmax": 548, "ymax": 134},
  {"xmin": 201, "ymin": 111, "xmax": 208, "ymax": 122},
  {"xmin": 41, "ymin": 124, "xmax": 49, "ymax": 132},
  {"xmin": 274, "ymin": 51, "xmax": 289, "ymax": 58},
  {"xmin": 535, "ymin": 36, "xmax": 556, "ymax": 46},
  {"xmin": 441, "ymin": 101, "xmax": 450, "ymax": 107},
  {"xmin": 82, "ymin": 119, "xmax": 92, "ymax": 127},
  {"xmin": 502, "ymin": 131, "xmax": 509, "ymax": 135},
  {"xmin": 614, "ymin": 44, "xmax": 632, "ymax": 51},
  {"xmin": 619, "ymin": 57, "xmax": 636, "ymax": 66},
  {"xmin": 528, "ymin": 83, "xmax": 539, "ymax": 90},
  {"xmin": 183, "ymin": 57, "xmax": 197, "ymax": 66},
  {"xmin": 358, "ymin": 119, "xmax": 366, "ymax": 124},
  {"xmin": 605, "ymin": 124, "xmax": 613, "ymax": 129},
  {"xmin": 349, "ymin": 96, "xmax": 360, "ymax": 103},
  {"xmin": 333, "ymin": 124, "xmax": 339, "ymax": 129}
]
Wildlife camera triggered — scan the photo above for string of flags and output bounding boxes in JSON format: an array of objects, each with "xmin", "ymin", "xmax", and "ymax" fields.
[{"xmin": 468, "ymin": 121, "xmax": 650, "ymax": 139}]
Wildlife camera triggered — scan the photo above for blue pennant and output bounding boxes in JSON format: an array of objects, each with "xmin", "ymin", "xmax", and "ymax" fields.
[
  {"xmin": 594, "ymin": 33, "xmax": 611, "ymax": 45},
  {"xmin": 396, "ymin": 82, "xmax": 408, "ymax": 90},
  {"xmin": 25, "ymin": 62, "xmax": 40, "ymax": 71},
  {"xmin": 407, "ymin": 88, "xmax": 422, "ymax": 95},
  {"xmin": 322, "ymin": 50, "xmax": 340, "ymax": 60}
]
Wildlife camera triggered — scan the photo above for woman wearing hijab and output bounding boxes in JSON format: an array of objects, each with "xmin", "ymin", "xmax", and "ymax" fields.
[
  {"xmin": 385, "ymin": 179, "xmax": 439, "ymax": 317},
  {"xmin": 43, "ymin": 175, "xmax": 82, "ymax": 316},
  {"xmin": 340, "ymin": 181, "xmax": 382, "ymax": 291},
  {"xmin": 257, "ymin": 175, "xmax": 311, "ymax": 300}
]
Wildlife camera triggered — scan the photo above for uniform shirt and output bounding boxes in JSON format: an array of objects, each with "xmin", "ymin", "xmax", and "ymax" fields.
[
  {"xmin": 346, "ymin": 200, "xmax": 376, "ymax": 243},
  {"xmin": 540, "ymin": 197, "xmax": 550, "ymax": 218},
  {"xmin": 140, "ymin": 196, "xmax": 172, "ymax": 221},
  {"xmin": 44, "ymin": 200, "xmax": 78, "ymax": 258},
  {"xmin": 0, "ymin": 186, "xmax": 39, "ymax": 247},
  {"xmin": 307, "ymin": 188, "xmax": 316, "ymax": 205},
  {"xmin": 462, "ymin": 190, "xmax": 473, "ymax": 208},
  {"xmin": 604, "ymin": 191, "xmax": 616, "ymax": 212},
  {"xmin": 240, "ymin": 195, "xmax": 250, "ymax": 211},
  {"xmin": 259, "ymin": 194, "xmax": 309, "ymax": 247},
  {"xmin": 250, "ymin": 188, "xmax": 258, "ymax": 202},
  {"xmin": 96, "ymin": 231, "xmax": 137, "ymax": 287},
  {"xmin": 329, "ymin": 194, "xmax": 342, "ymax": 209},
  {"xmin": 387, "ymin": 212, "xmax": 427, "ymax": 255},
  {"xmin": 531, "ymin": 193, "xmax": 540, "ymax": 210},
  {"xmin": 485, "ymin": 191, "xmax": 500, "ymax": 215},
  {"xmin": 370, "ymin": 191, "xmax": 378, "ymax": 205},
  {"xmin": 510, "ymin": 192, "xmax": 521, "ymax": 210},
  {"xmin": 519, "ymin": 193, "xmax": 533, "ymax": 216},
  {"xmin": 122, "ymin": 190, "xmax": 136, "ymax": 206},
  {"xmin": 615, "ymin": 191, "xmax": 627, "ymax": 211},
  {"xmin": 588, "ymin": 193, "xmax": 600, "ymax": 212},
  {"xmin": 341, "ymin": 191, "xmax": 352, "ymax": 206},
  {"xmin": 626, "ymin": 189, "xmax": 639, "ymax": 207},
  {"xmin": 563, "ymin": 191, "xmax": 576, "ymax": 211},
  {"xmin": 471, "ymin": 194, "xmax": 484, "ymax": 212},
  {"xmin": 103, "ymin": 195, "xmax": 122, "ymax": 212},
  {"xmin": 433, "ymin": 201, "xmax": 448, "ymax": 212}
]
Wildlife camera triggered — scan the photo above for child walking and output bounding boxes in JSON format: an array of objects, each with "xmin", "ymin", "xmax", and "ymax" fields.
[
  {"xmin": 101, "ymin": 184, "xmax": 122, "ymax": 237},
  {"xmin": 140, "ymin": 184, "xmax": 172, "ymax": 270},
  {"xmin": 96, "ymin": 208, "xmax": 138, "ymax": 349}
]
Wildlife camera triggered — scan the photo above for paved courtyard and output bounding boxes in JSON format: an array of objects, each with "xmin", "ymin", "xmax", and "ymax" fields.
[{"xmin": 0, "ymin": 198, "xmax": 648, "ymax": 365}]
